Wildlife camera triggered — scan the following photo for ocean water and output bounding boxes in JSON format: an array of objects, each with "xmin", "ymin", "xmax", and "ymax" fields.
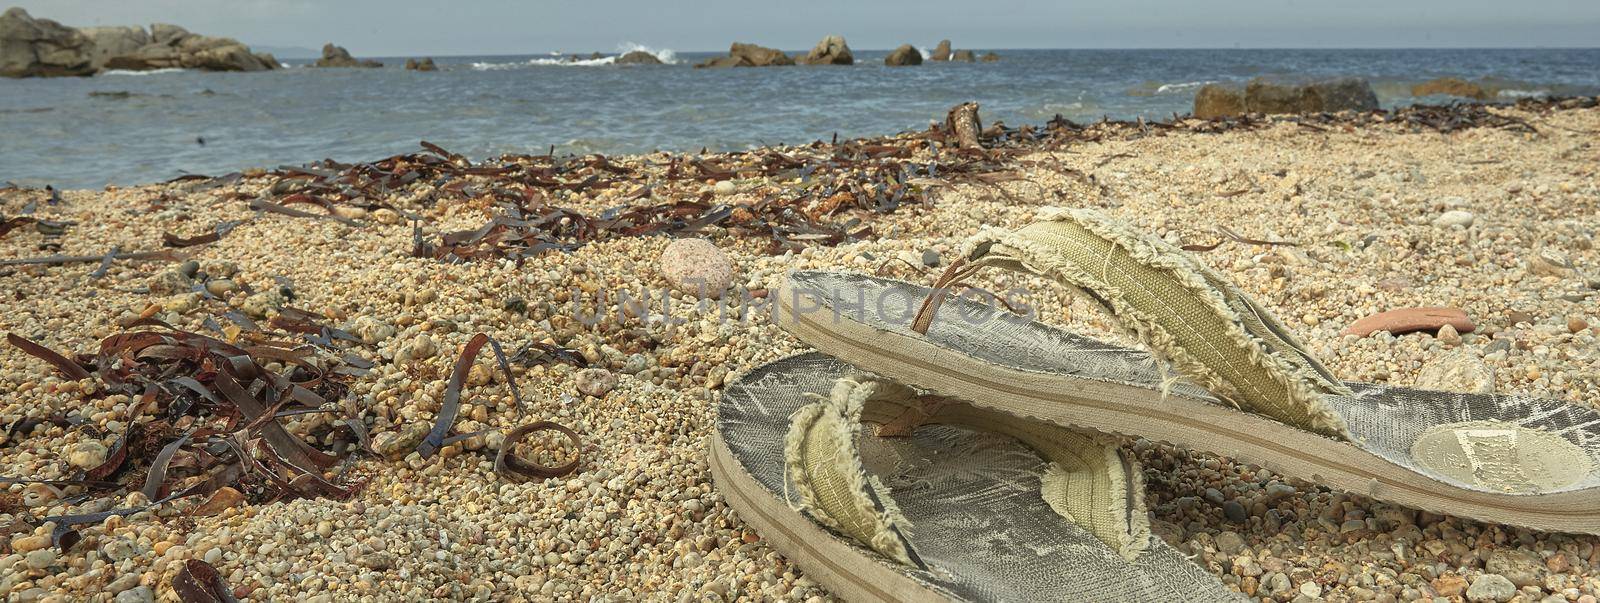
[{"xmin": 1, "ymin": 47, "xmax": 1596, "ymax": 190}]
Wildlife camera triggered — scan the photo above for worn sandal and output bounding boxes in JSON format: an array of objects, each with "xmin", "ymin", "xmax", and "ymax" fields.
[
  {"xmin": 777, "ymin": 208, "xmax": 1600, "ymax": 534},
  {"xmin": 710, "ymin": 352, "xmax": 1241, "ymax": 602}
]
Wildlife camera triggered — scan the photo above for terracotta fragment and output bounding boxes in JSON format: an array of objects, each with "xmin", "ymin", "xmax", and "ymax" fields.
[{"xmin": 1341, "ymin": 307, "xmax": 1475, "ymax": 337}]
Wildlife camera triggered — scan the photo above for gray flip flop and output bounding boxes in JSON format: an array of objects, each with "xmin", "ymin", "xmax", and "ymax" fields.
[
  {"xmin": 776, "ymin": 208, "xmax": 1600, "ymax": 534},
  {"xmin": 711, "ymin": 352, "xmax": 1242, "ymax": 602}
]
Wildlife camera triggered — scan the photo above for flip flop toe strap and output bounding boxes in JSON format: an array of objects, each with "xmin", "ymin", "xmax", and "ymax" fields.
[{"xmin": 916, "ymin": 207, "xmax": 1353, "ymax": 439}]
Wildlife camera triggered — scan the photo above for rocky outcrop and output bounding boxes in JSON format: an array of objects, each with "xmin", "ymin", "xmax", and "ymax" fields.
[
  {"xmin": 1412, "ymin": 77, "xmax": 1489, "ymax": 99},
  {"xmin": 885, "ymin": 44, "xmax": 922, "ymax": 66},
  {"xmin": 797, "ymin": 35, "xmax": 851, "ymax": 65},
  {"xmin": 1194, "ymin": 77, "xmax": 1379, "ymax": 118},
  {"xmin": 929, "ymin": 39, "xmax": 952, "ymax": 61},
  {"xmin": 694, "ymin": 42, "xmax": 793, "ymax": 68},
  {"xmin": 405, "ymin": 57, "xmax": 437, "ymax": 71},
  {"xmin": 951, "ymin": 49, "xmax": 975, "ymax": 63},
  {"xmin": 0, "ymin": 7, "xmax": 95, "ymax": 77},
  {"xmin": 980, "ymin": 52, "xmax": 1000, "ymax": 62},
  {"xmin": 615, "ymin": 50, "xmax": 663, "ymax": 65},
  {"xmin": 314, "ymin": 43, "xmax": 381, "ymax": 68},
  {"xmin": 2, "ymin": 9, "xmax": 276, "ymax": 77}
]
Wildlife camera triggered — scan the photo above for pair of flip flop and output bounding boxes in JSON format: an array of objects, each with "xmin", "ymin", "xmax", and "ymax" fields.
[{"xmin": 711, "ymin": 208, "xmax": 1600, "ymax": 601}]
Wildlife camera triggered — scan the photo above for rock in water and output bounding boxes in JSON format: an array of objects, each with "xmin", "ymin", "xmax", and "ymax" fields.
[
  {"xmin": 799, "ymin": 35, "xmax": 852, "ymax": 65},
  {"xmin": 729, "ymin": 42, "xmax": 793, "ymax": 67},
  {"xmin": 315, "ymin": 43, "xmax": 382, "ymax": 68},
  {"xmin": 1416, "ymin": 351, "xmax": 1495, "ymax": 393},
  {"xmin": 885, "ymin": 44, "xmax": 922, "ymax": 66},
  {"xmin": 1194, "ymin": 84, "xmax": 1247, "ymax": 119},
  {"xmin": 929, "ymin": 39, "xmax": 952, "ymax": 61},
  {"xmin": 1412, "ymin": 77, "xmax": 1490, "ymax": 99},
  {"xmin": 615, "ymin": 50, "xmax": 663, "ymax": 65},
  {"xmin": 980, "ymin": 52, "xmax": 1000, "ymax": 62},
  {"xmin": 575, "ymin": 368, "xmax": 618, "ymax": 397},
  {"xmin": 406, "ymin": 57, "xmax": 437, "ymax": 71},
  {"xmin": 0, "ymin": 7, "xmax": 95, "ymax": 77},
  {"xmin": 950, "ymin": 49, "xmax": 976, "ymax": 62},
  {"xmin": 659, "ymin": 238, "xmax": 736, "ymax": 298},
  {"xmin": 1194, "ymin": 77, "xmax": 1378, "ymax": 118},
  {"xmin": 79, "ymin": 25, "xmax": 149, "ymax": 70}
]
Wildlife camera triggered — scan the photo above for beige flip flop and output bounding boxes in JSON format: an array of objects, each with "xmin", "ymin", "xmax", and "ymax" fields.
[
  {"xmin": 777, "ymin": 207, "xmax": 1600, "ymax": 534},
  {"xmin": 711, "ymin": 353, "xmax": 1242, "ymax": 601}
]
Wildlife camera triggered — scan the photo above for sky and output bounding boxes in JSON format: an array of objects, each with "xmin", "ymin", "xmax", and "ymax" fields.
[{"xmin": 29, "ymin": 0, "xmax": 1600, "ymax": 57}]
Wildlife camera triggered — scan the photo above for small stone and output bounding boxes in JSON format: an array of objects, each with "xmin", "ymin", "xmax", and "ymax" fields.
[
  {"xmin": 316, "ymin": 520, "xmax": 334, "ymax": 538},
  {"xmin": 67, "ymin": 440, "xmax": 109, "ymax": 469},
  {"xmin": 659, "ymin": 238, "xmax": 736, "ymax": 299},
  {"xmin": 1432, "ymin": 574, "xmax": 1467, "ymax": 597},
  {"xmin": 193, "ymin": 486, "xmax": 244, "ymax": 516},
  {"xmin": 1436, "ymin": 323, "xmax": 1461, "ymax": 346},
  {"xmin": 1222, "ymin": 500, "xmax": 1248, "ymax": 523},
  {"xmin": 12, "ymin": 534, "xmax": 51, "ymax": 552},
  {"xmin": 1485, "ymin": 549, "xmax": 1544, "ymax": 588},
  {"xmin": 1298, "ymin": 581, "xmax": 1321, "ymax": 598},
  {"xmin": 374, "ymin": 424, "xmax": 429, "ymax": 459},
  {"xmin": 713, "ymin": 180, "xmax": 736, "ymax": 196},
  {"xmin": 1465, "ymin": 573, "xmax": 1516, "ymax": 602},
  {"xmin": 1215, "ymin": 530, "xmax": 1246, "ymax": 554},
  {"xmin": 114, "ymin": 585, "xmax": 155, "ymax": 603},
  {"xmin": 1342, "ymin": 307, "xmax": 1474, "ymax": 338},
  {"xmin": 204, "ymin": 279, "xmax": 237, "ymax": 296},
  {"xmin": 921, "ymin": 249, "xmax": 941, "ymax": 267},
  {"xmin": 24, "ymin": 548, "xmax": 57, "ymax": 569},
  {"xmin": 1432, "ymin": 209, "xmax": 1475, "ymax": 228},
  {"xmin": 576, "ymin": 368, "xmax": 618, "ymax": 397},
  {"xmin": 1569, "ymin": 316, "xmax": 1589, "ymax": 333},
  {"xmin": 1416, "ymin": 351, "xmax": 1495, "ymax": 393},
  {"xmin": 372, "ymin": 208, "xmax": 401, "ymax": 224},
  {"xmin": 1528, "ymin": 248, "xmax": 1575, "ymax": 278},
  {"xmin": 177, "ymin": 260, "xmax": 201, "ymax": 278},
  {"xmin": 147, "ymin": 270, "xmax": 193, "ymax": 295}
]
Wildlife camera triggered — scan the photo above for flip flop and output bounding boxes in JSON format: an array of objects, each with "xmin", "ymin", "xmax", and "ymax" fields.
[
  {"xmin": 711, "ymin": 352, "xmax": 1243, "ymax": 602},
  {"xmin": 776, "ymin": 207, "xmax": 1600, "ymax": 534}
]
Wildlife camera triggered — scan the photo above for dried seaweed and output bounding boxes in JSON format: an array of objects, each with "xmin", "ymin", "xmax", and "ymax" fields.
[
  {"xmin": 416, "ymin": 333, "xmax": 581, "ymax": 480},
  {"xmin": 2, "ymin": 315, "xmax": 370, "ymax": 550},
  {"xmin": 1180, "ymin": 226, "xmax": 1299, "ymax": 252},
  {"xmin": 0, "ymin": 249, "xmax": 185, "ymax": 267}
]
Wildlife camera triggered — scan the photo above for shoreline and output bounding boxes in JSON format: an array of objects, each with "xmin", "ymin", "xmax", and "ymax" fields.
[{"xmin": 3, "ymin": 98, "xmax": 1600, "ymax": 600}]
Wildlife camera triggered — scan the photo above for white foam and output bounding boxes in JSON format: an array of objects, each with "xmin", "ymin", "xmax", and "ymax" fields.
[
  {"xmin": 1155, "ymin": 80, "xmax": 1214, "ymax": 94},
  {"xmin": 470, "ymin": 43, "xmax": 677, "ymax": 70},
  {"xmin": 98, "ymin": 68, "xmax": 186, "ymax": 77},
  {"xmin": 1497, "ymin": 88, "xmax": 1551, "ymax": 99}
]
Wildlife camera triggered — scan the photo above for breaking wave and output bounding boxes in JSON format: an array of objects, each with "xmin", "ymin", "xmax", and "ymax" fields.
[
  {"xmin": 470, "ymin": 43, "xmax": 677, "ymax": 70},
  {"xmin": 1496, "ymin": 88, "xmax": 1551, "ymax": 99},
  {"xmin": 99, "ymin": 68, "xmax": 186, "ymax": 77}
]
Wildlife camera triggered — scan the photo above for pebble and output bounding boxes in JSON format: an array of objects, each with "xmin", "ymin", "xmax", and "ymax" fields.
[
  {"xmin": 66, "ymin": 440, "xmax": 108, "ymax": 469},
  {"xmin": 575, "ymin": 368, "xmax": 619, "ymax": 397},
  {"xmin": 193, "ymin": 486, "xmax": 245, "ymax": 515},
  {"xmin": 1222, "ymin": 500, "xmax": 1248, "ymax": 523},
  {"xmin": 24, "ymin": 548, "xmax": 57, "ymax": 569},
  {"xmin": 921, "ymin": 249, "xmax": 941, "ymax": 267},
  {"xmin": 1415, "ymin": 351, "xmax": 1495, "ymax": 393},
  {"xmin": 1465, "ymin": 573, "xmax": 1516, "ymax": 602},
  {"xmin": 1528, "ymin": 248, "xmax": 1576, "ymax": 277},
  {"xmin": 1569, "ymin": 316, "xmax": 1589, "ymax": 333},
  {"xmin": 204, "ymin": 279, "xmax": 237, "ymax": 296},
  {"xmin": 1432, "ymin": 209, "xmax": 1475, "ymax": 228},
  {"xmin": 113, "ymin": 586, "xmax": 154, "ymax": 603},
  {"xmin": 713, "ymin": 180, "xmax": 737, "ymax": 196},
  {"xmin": 659, "ymin": 238, "xmax": 736, "ymax": 298},
  {"xmin": 1341, "ymin": 306, "xmax": 1474, "ymax": 337}
]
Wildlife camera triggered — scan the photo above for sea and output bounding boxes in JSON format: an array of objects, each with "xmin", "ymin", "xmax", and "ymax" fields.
[{"xmin": 2, "ymin": 47, "xmax": 1597, "ymax": 190}]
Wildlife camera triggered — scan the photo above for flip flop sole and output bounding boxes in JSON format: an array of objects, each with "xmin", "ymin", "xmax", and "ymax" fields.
[
  {"xmin": 778, "ymin": 271, "xmax": 1600, "ymax": 534},
  {"xmin": 715, "ymin": 353, "xmax": 1243, "ymax": 602}
]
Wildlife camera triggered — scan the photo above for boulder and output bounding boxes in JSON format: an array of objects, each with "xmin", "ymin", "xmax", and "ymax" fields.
[
  {"xmin": 1194, "ymin": 83, "xmax": 1247, "ymax": 119},
  {"xmin": 694, "ymin": 55, "xmax": 745, "ymax": 68},
  {"xmin": 1194, "ymin": 77, "xmax": 1378, "ymax": 118},
  {"xmin": 80, "ymin": 26, "xmax": 149, "ymax": 70},
  {"xmin": 1411, "ymin": 77, "xmax": 1489, "ymax": 99},
  {"xmin": 1246, "ymin": 77, "xmax": 1378, "ymax": 114},
  {"xmin": 405, "ymin": 57, "xmax": 438, "ymax": 71},
  {"xmin": 885, "ymin": 44, "xmax": 922, "ymax": 66},
  {"xmin": 614, "ymin": 50, "xmax": 662, "ymax": 65},
  {"xmin": 950, "ymin": 49, "xmax": 976, "ymax": 63},
  {"xmin": 929, "ymin": 39, "xmax": 952, "ymax": 61},
  {"xmin": 149, "ymin": 23, "xmax": 190, "ymax": 45},
  {"xmin": 175, "ymin": 35, "xmax": 275, "ymax": 71},
  {"xmin": 729, "ymin": 42, "xmax": 792, "ymax": 67},
  {"xmin": 0, "ymin": 7, "xmax": 95, "ymax": 77},
  {"xmin": 798, "ymin": 34, "xmax": 851, "ymax": 65},
  {"xmin": 314, "ymin": 43, "xmax": 381, "ymax": 68},
  {"xmin": 980, "ymin": 52, "xmax": 1000, "ymax": 62}
]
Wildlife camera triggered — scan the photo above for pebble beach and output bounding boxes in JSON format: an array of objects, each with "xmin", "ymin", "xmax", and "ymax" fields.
[{"xmin": 3, "ymin": 99, "xmax": 1599, "ymax": 602}]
